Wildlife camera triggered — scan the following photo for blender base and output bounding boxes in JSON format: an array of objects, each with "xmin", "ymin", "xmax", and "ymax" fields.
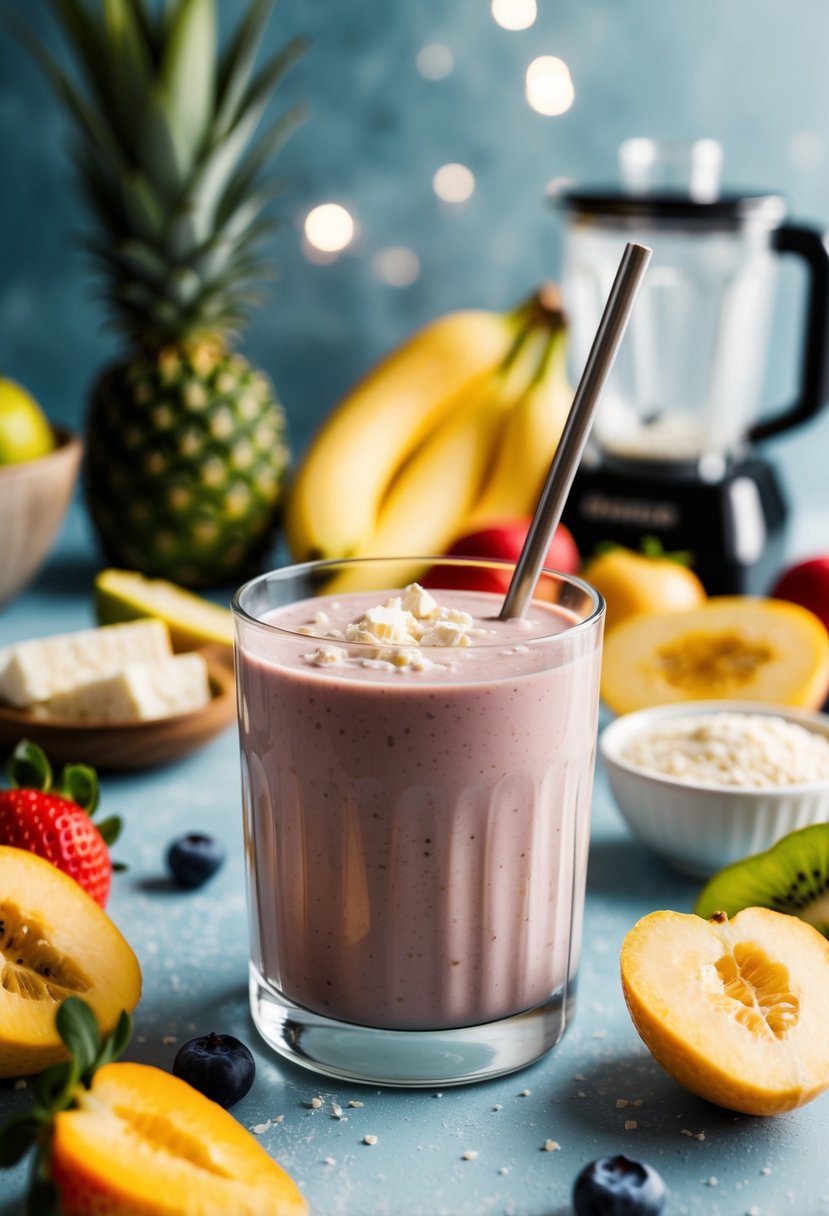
[{"xmin": 562, "ymin": 455, "xmax": 787, "ymax": 596}]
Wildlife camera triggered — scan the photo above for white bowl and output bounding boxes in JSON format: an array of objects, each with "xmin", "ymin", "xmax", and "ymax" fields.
[{"xmin": 599, "ymin": 700, "xmax": 829, "ymax": 878}]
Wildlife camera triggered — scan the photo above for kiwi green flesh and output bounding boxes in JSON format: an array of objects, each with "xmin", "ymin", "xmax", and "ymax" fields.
[{"xmin": 694, "ymin": 823, "xmax": 829, "ymax": 939}]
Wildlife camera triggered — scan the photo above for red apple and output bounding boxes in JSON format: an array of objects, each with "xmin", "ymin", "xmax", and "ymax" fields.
[
  {"xmin": 771, "ymin": 557, "xmax": 829, "ymax": 632},
  {"xmin": 423, "ymin": 520, "xmax": 580, "ymax": 594}
]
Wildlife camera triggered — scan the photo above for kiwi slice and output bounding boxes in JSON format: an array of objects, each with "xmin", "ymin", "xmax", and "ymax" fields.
[{"xmin": 694, "ymin": 824, "xmax": 829, "ymax": 938}]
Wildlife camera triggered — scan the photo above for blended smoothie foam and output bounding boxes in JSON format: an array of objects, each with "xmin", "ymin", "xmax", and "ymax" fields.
[{"xmin": 237, "ymin": 579, "xmax": 602, "ymax": 1032}]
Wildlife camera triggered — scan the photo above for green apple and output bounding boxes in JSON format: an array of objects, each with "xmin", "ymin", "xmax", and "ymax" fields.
[{"xmin": 0, "ymin": 377, "xmax": 54, "ymax": 464}]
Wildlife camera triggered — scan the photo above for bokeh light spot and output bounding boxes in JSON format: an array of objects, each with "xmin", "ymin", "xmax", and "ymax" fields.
[
  {"xmin": 525, "ymin": 56, "xmax": 575, "ymax": 116},
  {"xmin": 416, "ymin": 43, "xmax": 454, "ymax": 80},
  {"xmin": 304, "ymin": 204, "xmax": 355, "ymax": 253},
  {"xmin": 491, "ymin": 0, "xmax": 537, "ymax": 30},
  {"xmin": 373, "ymin": 247, "xmax": 421, "ymax": 287},
  {"xmin": 433, "ymin": 163, "xmax": 476, "ymax": 204}
]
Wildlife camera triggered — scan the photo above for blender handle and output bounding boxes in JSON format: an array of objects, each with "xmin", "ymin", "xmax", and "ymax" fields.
[{"xmin": 749, "ymin": 224, "xmax": 829, "ymax": 442}]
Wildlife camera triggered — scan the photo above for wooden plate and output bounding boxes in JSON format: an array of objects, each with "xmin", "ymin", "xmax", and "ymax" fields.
[{"xmin": 0, "ymin": 646, "xmax": 237, "ymax": 771}]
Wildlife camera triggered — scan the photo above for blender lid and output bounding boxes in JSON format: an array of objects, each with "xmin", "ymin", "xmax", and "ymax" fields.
[{"xmin": 558, "ymin": 189, "xmax": 787, "ymax": 228}]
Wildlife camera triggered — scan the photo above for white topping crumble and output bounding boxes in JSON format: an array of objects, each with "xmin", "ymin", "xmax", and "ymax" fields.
[{"xmin": 298, "ymin": 583, "xmax": 486, "ymax": 671}]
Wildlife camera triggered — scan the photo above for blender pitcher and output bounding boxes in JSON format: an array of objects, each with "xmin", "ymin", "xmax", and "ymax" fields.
[{"xmin": 558, "ymin": 138, "xmax": 829, "ymax": 593}]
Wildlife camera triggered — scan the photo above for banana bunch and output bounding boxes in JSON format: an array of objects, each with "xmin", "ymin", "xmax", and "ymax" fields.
[{"xmin": 284, "ymin": 287, "xmax": 571, "ymax": 582}]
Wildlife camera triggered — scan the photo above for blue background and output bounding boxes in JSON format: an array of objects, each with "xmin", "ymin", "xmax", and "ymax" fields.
[{"xmin": 1, "ymin": 0, "xmax": 828, "ymax": 512}]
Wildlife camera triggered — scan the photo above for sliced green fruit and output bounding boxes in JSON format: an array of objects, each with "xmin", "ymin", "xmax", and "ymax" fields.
[
  {"xmin": 694, "ymin": 824, "xmax": 829, "ymax": 938},
  {"xmin": 95, "ymin": 569, "xmax": 232, "ymax": 652}
]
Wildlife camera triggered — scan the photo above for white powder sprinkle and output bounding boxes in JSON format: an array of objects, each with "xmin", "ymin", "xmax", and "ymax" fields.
[
  {"xmin": 498, "ymin": 1166, "xmax": 510, "ymax": 1176},
  {"xmin": 364, "ymin": 1134, "xmax": 378, "ymax": 1146},
  {"xmin": 462, "ymin": 1150, "xmax": 479, "ymax": 1161},
  {"xmin": 323, "ymin": 1156, "xmax": 336, "ymax": 1167}
]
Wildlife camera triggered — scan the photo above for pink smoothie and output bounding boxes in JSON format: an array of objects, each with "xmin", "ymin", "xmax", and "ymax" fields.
[{"xmin": 237, "ymin": 586, "xmax": 602, "ymax": 1032}]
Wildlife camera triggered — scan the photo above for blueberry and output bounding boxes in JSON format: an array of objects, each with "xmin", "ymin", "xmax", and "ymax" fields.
[
  {"xmin": 173, "ymin": 1032, "xmax": 255, "ymax": 1108},
  {"xmin": 572, "ymin": 1155, "xmax": 667, "ymax": 1216},
  {"xmin": 166, "ymin": 832, "xmax": 226, "ymax": 889}
]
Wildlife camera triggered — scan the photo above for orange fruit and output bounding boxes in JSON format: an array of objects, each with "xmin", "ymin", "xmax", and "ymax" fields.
[
  {"xmin": 0, "ymin": 846, "xmax": 141, "ymax": 1077},
  {"xmin": 601, "ymin": 596, "xmax": 829, "ymax": 714},
  {"xmin": 50, "ymin": 1061, "xmax": 307, "ymax": 1215},
  {"xmin": 582, "ymin": 546, "xmax": 706, "ymax": 633},
  {"xmin": 620, "ymin": 907, "xmax": 829, "ymax": 1116}
]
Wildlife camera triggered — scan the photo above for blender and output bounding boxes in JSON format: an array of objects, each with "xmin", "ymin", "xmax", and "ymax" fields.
[{"xmin": 558, "ymin": 138, "xmax": 829, "ymax": 593}]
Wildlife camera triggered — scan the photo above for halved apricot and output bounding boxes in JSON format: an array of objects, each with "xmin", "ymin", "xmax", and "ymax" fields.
[
  {"xmin": 51, "ymin": 1062, "xmax": 307, "ymax": 1215},
  {"xmin": 620, "ymin": 907, "xmax": 829, "ymax": 1115},
  {"xmin": 601, "ymin": 597, "xmax": 829, "ymax": 714},
  {"xmin": 0, "ymin": 846, "xmax": 141, "ymax": 1077}
]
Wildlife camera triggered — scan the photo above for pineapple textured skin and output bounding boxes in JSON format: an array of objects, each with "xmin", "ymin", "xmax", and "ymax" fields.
[{"xmin": 86, "ymin": 343, "xmax": 290, "ymax": 588}]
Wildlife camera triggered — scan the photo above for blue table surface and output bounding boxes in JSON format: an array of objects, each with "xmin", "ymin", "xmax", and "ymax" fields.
[{"xmin": 1, "ymin": 503, "xmax": 828, "ymax": 1216}]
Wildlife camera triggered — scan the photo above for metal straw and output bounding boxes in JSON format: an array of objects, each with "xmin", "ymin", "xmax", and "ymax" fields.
[{"xmin": 499, "ymin": 241, "xmax": 652, "ymax": 620}]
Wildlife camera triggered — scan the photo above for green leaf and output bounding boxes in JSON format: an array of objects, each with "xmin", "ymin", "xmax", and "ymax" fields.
[
  {"xmin": 102, "ymin": 0, "xmax": 155, "ymax": 157},
  {"xmin": 0, "ymin": 1114, "xmax": 40, "ymax": 1167},
  {"xmin": 57, "ymin": 764, "xmax": 99, "ymax": 814},
  {"xmin": 136, "ymin": 87, "xmax": 190, "ymax": 201},
  {"xmin": 120, "ymin": 169, "xmax": 166, "ymax": 243},
  {"xmin": 158, "ymin": 0, "xmax": 216, "ymax": 174},
  {"xmin": 217, "ymin": 106, "xmax": 306, "ymax": 224},
  {"xmin": 94, "ymin": 815, "xmax": 123, "ymax": 847},
  {"xmin": 8, "ymin": 740, "xmax": 52, "ymax": 792},
  {"xmin": 56, "ymin": 999, "xmax": 100, "ymax": 1079},
  {"xmin": 92, "ymin": 1010, "xmax": 133, "ymax": 1072},
  {"xmin": 215, "ymin": 0, "xmax": 273, "ymax": 137},
  {"xmin": 31, "ymin": 1061, "xmax": 77, "ymax": 1122}
]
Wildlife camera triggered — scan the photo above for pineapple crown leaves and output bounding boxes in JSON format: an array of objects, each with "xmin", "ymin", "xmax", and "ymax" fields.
[
  {"xmin": 0, "ymin": 998, "xmax": 133, "ymax": 1216},
  {"xmin": 7, "ymin": 739, "xmax": 123, "ymax": 850},
  {"xmin": 4, "ymin": 0, "xmax": 308, "ymax": 348}
]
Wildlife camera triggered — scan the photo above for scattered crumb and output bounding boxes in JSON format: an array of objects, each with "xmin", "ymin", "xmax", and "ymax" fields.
[
  {"xmin": 574, "ymin": 1073, "xmax": 586, "ymax": 1081},
  {"xmin": 331, "ymin": 1103, "xmax": 343, "ymax": 1118},
  {"xmin": 632, "ymin": 1098, "xmax": 643, "ymax": 1107},
  {"xmin": 498, "ymin": 1167, "xmax": 510, "ymax": 1175},
  {"xmin": 434, "ymin": 1091, "xmax": 444, "ymax": 1098},
  {"xmin": 310, "ymin": 1097, "xmax": 323, "ymax": 1110},
  {"xmin": 348, "ymin": 1100, "xmax": 364, "ymax": 1108},
  {"xmin": 706, "ymin": 1177, "xmax": 719, "ymax": 1187},
  {"xmin": 162, "ymin": 1035, "xmax": 177, "ymax": 1045},
  {"xmin": 577, "ymin": 1091, "xmax": 587, "ymax": 1099},
  {"xmin": 746, "ymin": 1207, "xmax": 760, "ymax": 1216},
  {"xmin": 591, "ymin": 1029, "xmax": 608, "ymax": 1039},
  {"xmin": 492, "ymin": 1104, "xmax": 503, "ymax": 1112},
  {"xmin": 323, "ymin": 1157, "xmax": 336, "ymax": 1167},
  {"xmin": 13, "ymin": 1079, "xmax": 26, "ymax": 1090},
  {"xmin": 364, "ymin": 1134, "xmax": 378, "ymax": 1146},
  {"xmin": 251, "ymin": 1122, "xmax": 270, "ymax": 1135},
  {"xmin": 760, "ymin": 1167, "xmax": 772, "ymax": 1176},
  {"xmin": 272, "ymin": 1115, "xmax": 285, "ymax": 1124},
  {"xmin": 542, "ymin": 1140, "xmax": 560, "ymax": 1152},
  {"xmin": 694, "ymin": 1132, "xmax": 705, "ymax": 1141},
  {"xmin": 462, "ymin": 1150, "xmax": 479, "ymax": 1161},
  {"xmin": 616, "ymin": 1099, "xmax": 629, "ymax": 1109},
  {"xmin": 680, "ymin": 1128, "xmax": 706, "ymax": 1141},
  {"xmin": 624, "ymin": 1120, "xmax": 638, "ymax": 1131}
]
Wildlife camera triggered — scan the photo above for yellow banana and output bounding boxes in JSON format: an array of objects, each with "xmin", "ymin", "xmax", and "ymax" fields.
[
  {"xmin": 465, "ymin": 301, "xmax": 571, "ymax": 530},
  {"xmin": 330, "ymin": 320, "xmax": 553, "ymax": 590},
  {"xmin": 284, "ymin": 308, "xmax": 520, "ymax": 561}
]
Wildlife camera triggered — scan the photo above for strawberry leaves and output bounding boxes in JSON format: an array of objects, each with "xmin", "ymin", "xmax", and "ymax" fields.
[{"xmin": 0, "ymin": 998, "xmax": 133, "ymax": 1214}]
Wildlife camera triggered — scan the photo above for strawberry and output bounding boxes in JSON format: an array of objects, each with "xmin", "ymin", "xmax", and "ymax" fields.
[
  {"xmin": 0, "ymin": 998, "xmax": 307, "ymax": 1215},
  {"xmin": 0, "ymin": 740, "xmax": 121, "ymax": 908}
]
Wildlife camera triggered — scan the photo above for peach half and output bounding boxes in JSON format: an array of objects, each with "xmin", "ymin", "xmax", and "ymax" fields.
[
  {"xmin": 620, "ymin": 907, "xmax": 829, "ymax": 1116},
  {"xmin": 601, "ymin": 597, "xmax": 829, "ymax": 715},
  {"xmin": 0, "ymin": 846, "xmax": 141, "ymax": 1077}
]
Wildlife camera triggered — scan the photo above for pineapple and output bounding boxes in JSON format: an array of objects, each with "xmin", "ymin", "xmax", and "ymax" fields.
[{"xmin": 13, "ymin": 0, "xmax": 304, "ymax": 586}]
